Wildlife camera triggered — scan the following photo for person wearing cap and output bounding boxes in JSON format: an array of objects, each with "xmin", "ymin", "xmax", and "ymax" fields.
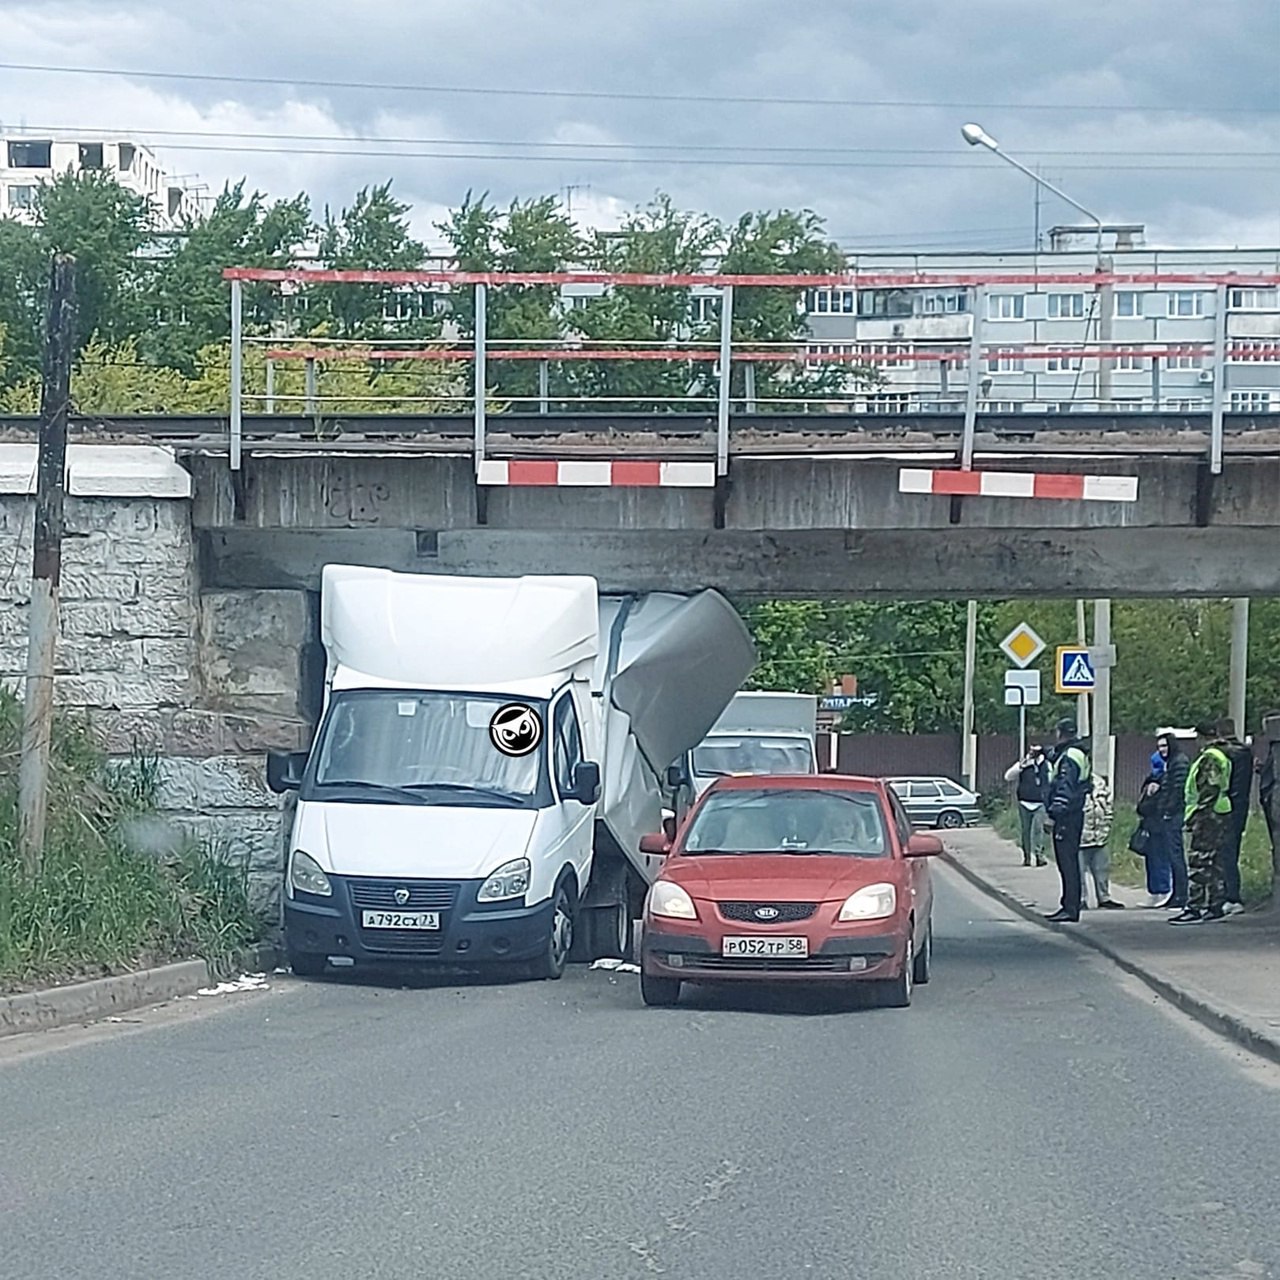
[
  {"xmin": 1043, "ymin": 716, "xmax": 1092, "ymax": 923},
  {"xmin": 1215, "ymin": 717, "xmax": 1253, "ymax": 916},
  {"xmin": 1136, "ymin": 749, "xmax": 1171, "ymax": 906},
  {"xmin": 1152, "ymin": 731, "xmax": 1191, "ymax": 910},
  {"xmin": 1003, "ymin": 739, "xmax": 1050, "ymax": 867},
  {"xmin": 1171, "ymin": 725, "xmax": 1233, "ymax": 925}
]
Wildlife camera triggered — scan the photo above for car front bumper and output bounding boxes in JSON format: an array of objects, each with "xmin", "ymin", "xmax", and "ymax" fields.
[{"xmin": 285, "ymin": 873, "xmax": 553, "ymax": 969}]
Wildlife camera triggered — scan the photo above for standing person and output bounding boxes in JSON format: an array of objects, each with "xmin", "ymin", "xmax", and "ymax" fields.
[
  {"xmin": 1079, "ymin": 774, "xmax": 1123, "ymax": 910},
  {"xmin": 1260, "ymin": 712, "xmax": 1280, "ymax": 899},
  {"xmin": 1215, "ymin": 717, "xmax": 1253, "ymax": 916},
  {"xmin": 1137, "ymin": 750, "xmax": 1171, "ymax": 907},
  {"xmin": 1043, "ymin": 717, "xmax": 1091, "ymax": 923},
  {"xmin": 1171, "ymin": 726, "xmax": 1233, "ymax": 925},
  {"xmin": 1153, "ymin": 732, "xmax": 1191, "ymax": 911},
  {"xmin": 1004, "ymin": 741, "xmax": 1050, "ymax": 867}
]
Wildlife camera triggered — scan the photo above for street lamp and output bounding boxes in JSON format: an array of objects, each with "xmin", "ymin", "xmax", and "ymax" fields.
[{"xmin": 960, "ymin": 122, "xmax": 1104, "ymax": 262}]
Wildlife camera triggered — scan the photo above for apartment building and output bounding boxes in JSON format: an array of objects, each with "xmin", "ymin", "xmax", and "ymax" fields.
[{"xmin": 0, "ymin": 134, "xmax": 203, "ymax": 228}]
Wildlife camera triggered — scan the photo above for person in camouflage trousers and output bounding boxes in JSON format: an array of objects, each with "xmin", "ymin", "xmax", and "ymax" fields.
[{"xmin": 1171, "ymin": 726, "xmax": 1234, "ymax": 925}]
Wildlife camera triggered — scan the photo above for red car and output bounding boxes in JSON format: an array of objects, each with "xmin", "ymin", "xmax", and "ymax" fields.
[{"xmin": 637, "ymin": 774, "xmax": 941, "ymax": 1008}]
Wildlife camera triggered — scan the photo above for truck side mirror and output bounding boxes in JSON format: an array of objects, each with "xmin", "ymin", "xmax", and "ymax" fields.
[
  {"xmin": 569, "ymin": 761, "xmax": 601, "ymax": 805},
  {"xmin": 666, "ymin": 761, "xmax": 690, "ymax": 789},
  {"xmin": 267, "ymin": 750, "xmax": 308, "ymax": 794}
]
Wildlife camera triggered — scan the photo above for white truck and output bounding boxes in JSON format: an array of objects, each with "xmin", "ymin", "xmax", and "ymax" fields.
[
  {"xmin": 267, "ymin": 566, "xmax": 756, "ymax": 980},
  {"xmin": 680, "ymin": 690, "xmax": 819, "ymax": 798}
]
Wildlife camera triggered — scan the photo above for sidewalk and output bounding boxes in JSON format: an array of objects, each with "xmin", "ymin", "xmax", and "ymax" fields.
[{"xmin": 943, "ymin": 827, "xmax": 1280, "ymax": 1066}]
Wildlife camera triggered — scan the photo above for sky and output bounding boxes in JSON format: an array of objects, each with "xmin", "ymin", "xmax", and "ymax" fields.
[{"xmin": 1, "ymin": 0, "xmax": 1279, "ymax": 255}]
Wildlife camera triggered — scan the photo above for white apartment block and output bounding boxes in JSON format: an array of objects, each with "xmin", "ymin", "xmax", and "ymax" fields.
[{"xmin": 0, "ymin": 135, "xmax": 202, "ymax": 229}]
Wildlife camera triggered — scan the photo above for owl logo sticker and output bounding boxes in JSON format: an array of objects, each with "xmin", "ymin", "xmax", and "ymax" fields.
[{"xmin": 489, "ymin": 703, "xmax": 543, "ymax": 757}]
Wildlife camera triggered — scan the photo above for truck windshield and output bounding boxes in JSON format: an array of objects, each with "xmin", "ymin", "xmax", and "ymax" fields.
[
  {"xmin": 307, "ymin": 691, "xmax": 548, "ymax": 807},
  {"xmin": 692, "ymin": 737, "xmax": 815, "ymax": 778},
  {"xmin": 681, "ymin": 788, "xmax": 888, "ymax": 857}
]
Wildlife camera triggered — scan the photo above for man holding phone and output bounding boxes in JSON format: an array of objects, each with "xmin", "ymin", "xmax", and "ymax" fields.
[{"xmin": 1005, "ymin": 740, "xmax": 1050, "ymax": 868}]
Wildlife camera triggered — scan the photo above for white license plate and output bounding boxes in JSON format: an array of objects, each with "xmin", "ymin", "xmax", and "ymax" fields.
[
  {"xmin": 722, "ymin": 935, "xmax": 809, "ymax": 958},
  {"xmin": 361, "ymin": 910, "xmax": 440, "ymax": 930}
]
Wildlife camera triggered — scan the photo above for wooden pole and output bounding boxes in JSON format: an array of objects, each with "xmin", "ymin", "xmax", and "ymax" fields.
[{"xmin": 17, "ymin": 254, "xmax": 77, "ymax": 879}]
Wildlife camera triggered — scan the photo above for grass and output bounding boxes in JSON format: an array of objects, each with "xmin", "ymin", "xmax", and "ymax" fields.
[
  {"xmin": 0, "ymin": 688, "xmax": 266, "ymax": 994},
  {"xmin": 991, "ymin": 798, "xmax": 1274, "ymax": 905}
]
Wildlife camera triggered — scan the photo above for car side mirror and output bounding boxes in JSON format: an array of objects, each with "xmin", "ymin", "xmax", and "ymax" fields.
[
  {"xmin": 569, "ymin": 761, "xmax": 601, "ymax": 805},
  {"xmin": 905, "ymin": 832, "xmax": 944, "ymax": 858},
  {"xmin": 639, "ymin": 832, "xmax": 672, "ymax": 856},
  {"xmin": 267, "ymin": 749, "xmax": 308, "ymax": 794}
]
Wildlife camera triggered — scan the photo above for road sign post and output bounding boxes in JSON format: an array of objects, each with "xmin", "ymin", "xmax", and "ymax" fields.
[{"xmin": 1004, "ymin": 669, "xmax": 1042, "ymax": 758}]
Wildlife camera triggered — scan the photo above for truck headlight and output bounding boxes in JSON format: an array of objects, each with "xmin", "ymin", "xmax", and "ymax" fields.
[
  {"xmin": 837, "ymin": 883, "xmax": 896, "ymax": 922},
  {"xmin": 648, "ymin": 880, "xmax": 697, "ymax": 920},
  {"xmin": 478, "ymin": 858, "xmax": 531, "ymax": 902},
  {"xmin": 289, "ymin": 849, "xmax": 332, "ymax": 898}
]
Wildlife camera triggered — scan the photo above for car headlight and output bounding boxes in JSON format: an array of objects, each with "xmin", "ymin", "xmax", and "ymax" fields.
[
  {"xmin": 289, "ymin": 849, "xmax": 332, "ymax": 898},
  {"xmin": 648, "ymin": 880, "xmax": 697, "ymax": 920},
  {"xmin": 837, "ymin": 882, "xmax": 897, "ymax": 922},
  {"xmin": 478, "ymin": 858, "xmax": 531, "ymax": 902}
]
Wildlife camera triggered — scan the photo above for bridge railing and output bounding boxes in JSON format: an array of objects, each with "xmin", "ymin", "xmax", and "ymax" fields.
[{"xmin": 221, "ymin": 267, "xmax": 1280, "ymax": 479}]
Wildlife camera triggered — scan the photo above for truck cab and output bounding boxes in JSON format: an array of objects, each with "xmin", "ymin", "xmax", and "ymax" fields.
[{"xmin": 685, "ymin": 691, "xmax": 820, "ymax": 799}]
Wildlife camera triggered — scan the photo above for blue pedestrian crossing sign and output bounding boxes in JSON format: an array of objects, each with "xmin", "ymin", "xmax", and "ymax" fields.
[{"xmin": 1055, "ymin": 646, "xmax": 1096, "ymax": 694}]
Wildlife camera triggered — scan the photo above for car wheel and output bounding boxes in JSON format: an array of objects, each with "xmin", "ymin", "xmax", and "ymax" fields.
[
  {"xmin": 529, "ymin": 884, "xmax": 574, "ymax": 981},
  {"xmin": 937, "ymin": 809, "xmax": 964, "ymax": 830},
  {"xmin": 874, "ymin": 933, "xmax": 913, "ymax": 1008},
  {"xmin": 640, "ymin": 968, "xmax": 681, "ymax": 1007},
  {"xmin": 912, "ymin": 919, "xmax": 933, "ymax": 985},
  {"xmin": 287, "ymin": 949, "xmax": 327, "ymax": 979}
]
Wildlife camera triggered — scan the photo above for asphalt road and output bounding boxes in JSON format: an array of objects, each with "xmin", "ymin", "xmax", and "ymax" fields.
[{"xmin": 4, "ymin": 867, "xmax": 1280, "ymax": 1280}]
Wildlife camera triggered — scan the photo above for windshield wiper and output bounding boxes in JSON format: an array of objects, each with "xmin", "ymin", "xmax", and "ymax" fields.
[{"xmin": 315, "ymin": 779, "xmax": 431, "ymax": 804}]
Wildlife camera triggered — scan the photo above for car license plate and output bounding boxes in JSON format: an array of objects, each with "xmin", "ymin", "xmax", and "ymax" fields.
[
  {"xmin": 722, "ymin": 936, "xmax": 808, "ymax": 958},
  {"xmin": 361, "ymin": 910, "xmax": 440, "ymax": 930}
]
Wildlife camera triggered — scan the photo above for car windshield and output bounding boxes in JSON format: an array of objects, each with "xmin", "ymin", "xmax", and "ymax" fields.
[
  {"xmin": 681, "ymin": 788, "xmax": 889, "ymax": 857},
  {"xmin": 692, "ymin": 738, "xmax": 815, "ymax": 778},
  {"xmin": 308, "ymin": 690, "xmax": 547, "ymax": 807}
]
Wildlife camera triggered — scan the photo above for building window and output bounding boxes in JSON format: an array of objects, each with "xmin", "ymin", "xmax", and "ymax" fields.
[
  {"xmin": 1114, "ymin": 346, "xmax": 1144, "ymax": 372},
  {"xmin": 1228, "ymin": 287, "xmax": 1278, "ymax": 311},
  {"xmin": 7, "ymin": 184, "xmax": 37, "ymax": 211},
  {"xmin": 1114, "ymin": 291, "xmax": 1144, "ymax": 318},
  {"xmin": 78, "ymin": 142, "xmax": 104, "ymax": 170},
  {"xmin": 1164, "ymin": 398, "xmax": 1202, "ymax": 412},
  {"xmin": 7, "ymin": 140, "xmax": 52, "ymax": 168},
  {"xmin": 1109, "ymin": 399, "xmax": 1145, "ymax": 412},
  {"xmin": 1046, "ymin": 354, "xmax": 1084, "ymax": 372},
  {"xmin": 1164, "ymin": 352, "xmax": 1201, "ymax": 370},
  {"xmin": 985, "ymin": 401, "xmax": 1023, "ymax": 414},
  {"xmin": 856, "ymin": 289, "xmax": 913, "ymax": 318},
  {"xmin": 809, "ymin": 288, "xmax": 855, "ymax": 315},
  {"xmin": 117, "ymin": 142, "xmax": 137, "ymax": 172},
  {"xmin": 987, "ymin": 348, "xmax": 1025, "ymax": 373},
  {"xmin": 866, "ymin": 393, "xmax": 910, "ymax": 414},
  {"xmin": 807, "ymin": 342, "xmax": 855, "ymax": 360},
  {"xmin": 1166, "ymin": 291, "xmax": 1208, "ymax": 318},
  {"xmin": 689, "ymin": 295, "xmax": 720, "ymax": 325},
  {"xmin": 1047, "ymin": 292, "xmax": 1086, "ymax": 320},
  {"xmin": 1230, "ymin": 391, "xmax": 1273, "ymax": 413},
  {"xmin": 919, "ymin": 290, "xmax": 970, "ymax": 315},
  {"xmin": 860, "ymin": 342, "xmax": 914, "ymax": 369},
  {"xmin": 1230, "ymin": 340, "xmax": 1279, "ymax": 364},
  {"xmin": 987, "ymin": 294, "xmax": 1025, "ymax": 321}
]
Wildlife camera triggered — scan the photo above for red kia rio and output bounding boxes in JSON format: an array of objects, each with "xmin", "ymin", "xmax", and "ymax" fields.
[{"xmin": 637, "ymin": 774, "xmax": 941, "ymax": 1008}]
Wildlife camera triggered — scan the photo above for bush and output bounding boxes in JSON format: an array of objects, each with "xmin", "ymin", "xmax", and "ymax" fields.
[{"xmin": 0, "ymin": 688, "xmax": 265, "ymax": 992}]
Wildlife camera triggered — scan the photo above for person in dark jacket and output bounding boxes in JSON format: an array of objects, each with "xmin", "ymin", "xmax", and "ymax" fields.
[
  {"xmin": 1260, "ymin": 712, "xmax": 1280, "ymax": 897},
  {"xmin": 1215, "ymin": 717, "xmax": 1253, "ymax": 915},
  {"xmin": 1043, "ymin": 717, "xmax": 1091, "ymax": 922},
  {"xmin": 1004, "ymin": 742, "xmax": 1050, "ymax": 867},
  {"xmin": 1136, "ymin": 750, "xmax": 1171, "ymax": 905},
  {"xmin": 1152, "ymin": 732, "xmax": 1191, "ymax": 910}
]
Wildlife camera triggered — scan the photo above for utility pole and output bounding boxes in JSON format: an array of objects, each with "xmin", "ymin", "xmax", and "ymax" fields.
[
  {"xmin": 1229, "ymin": 598, "xmax": 1249, "ymax": 734},
  {"xmin": 18, "ymin": 254, "xmax": 77, "ymax": 878},
  {"xmin": 961, "ymin": 601, "xmax": 978, "ymax": 789},
  {"xmin": 1091, "ymin": 599, "xmax": 1112, "ymax": 781},
  {"xmin": 1075, "ymin": 599, "xmax": 1091, "ymax": 738}
]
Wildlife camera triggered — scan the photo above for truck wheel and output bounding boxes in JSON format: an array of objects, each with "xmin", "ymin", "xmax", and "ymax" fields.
[
  {"xmin": 587, "ymin": 903, "xmax": 633, "ymax": 962},
  {"xmin": 287, "ymin": 950, "xmax": 327, "ymax": 979},
  {"xmin": 640, "ymin": 969, "xmax": 681, "ymax": 1007},
  {"xmin": 529, "ymin": 884, "xmax": 574, "ymax": 981}
]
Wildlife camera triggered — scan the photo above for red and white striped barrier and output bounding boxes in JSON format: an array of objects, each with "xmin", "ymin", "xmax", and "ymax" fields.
[
  {"xmin": 899, "ymin": 467, "xmax": 1138, "ymax": 502},
  {"xmin": 477, "ymin": 459, "xmax": 717, "ymax": 487}
]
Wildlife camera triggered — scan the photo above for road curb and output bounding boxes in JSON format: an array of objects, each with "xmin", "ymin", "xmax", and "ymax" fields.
[
  {"xmin": 941, "ymin": 849, "xmax": 1280, "ymax": 1069},
  {"xmin": 0, "ymin": 943, "xmax": 281, "ymax": 1039}
]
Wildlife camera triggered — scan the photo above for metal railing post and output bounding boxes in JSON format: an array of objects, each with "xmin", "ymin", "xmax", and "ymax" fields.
[
  {"xmin": 744, "ymin": 361, "xmax": 757, "ymax": 414},
  {"xmin": 538, "ymin": 358, "xmax": 549, "ymax": 414},
  {"xmin": 717, "ymin": 284, "xmax": 734, "ymax": 477},
  {"xmin": 961, "ymin": 285, "xmax": 986, "ymax": 470},
  {"xmin": 474, "ymin": 282, "xmax": 488, "ymax": 474},
  {"xmin": 265, "ymin": 357, "xmax": 275, "ymax": 415},
  {"xmin": 1210, "ymin": 282, "xmax": 1227, "ymax": 474},
  {"xmin": 229, "ymin": 278, "xmax": 243, "ymax": 471},
  {"xmin": 304, "ymin": 357, "xmax": 317, "ymax": 416}
]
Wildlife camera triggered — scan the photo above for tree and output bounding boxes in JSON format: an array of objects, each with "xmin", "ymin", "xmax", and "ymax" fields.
[
  {"xmin": 0, "ymin": 217, "xmax": 53, "ymax": 386},
  {"xmin": 314, "ymin": 181, "xmax": 434, "ymax": 340},
  {"xmin": 34, "ymin": 170, "xmax": 154, "ymax": 353},
  {"xmin": 141, "ymin": 181, "xmax": 313, "ymax": 374}
]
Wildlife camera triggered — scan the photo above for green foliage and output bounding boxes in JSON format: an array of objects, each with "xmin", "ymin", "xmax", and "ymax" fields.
[
  {"xmin": 0, "ymin": 688, "xmax": 264, "ymax": 990},
  {"xmin": 0, "ymin": 217, "xmax": 49, "ymax": 382}
]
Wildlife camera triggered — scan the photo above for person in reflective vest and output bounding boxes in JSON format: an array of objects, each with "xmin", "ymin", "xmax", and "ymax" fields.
[
  {"xmin": 1171, "ymin": 727, "xmax": 1233, "ymax": 924},
  {"xmin": 1043, "ymin": 717, "xmax": 1092, "ymax": 923}
]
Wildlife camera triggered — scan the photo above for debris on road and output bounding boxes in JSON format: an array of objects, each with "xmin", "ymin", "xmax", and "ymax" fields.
[
  {"xmin": 194, "ymin": 973, "xmax": 270, "ymax": 997},
  {"xmin": 590, "ymin": 959, "xmax": 640, "ymax": 973}
]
